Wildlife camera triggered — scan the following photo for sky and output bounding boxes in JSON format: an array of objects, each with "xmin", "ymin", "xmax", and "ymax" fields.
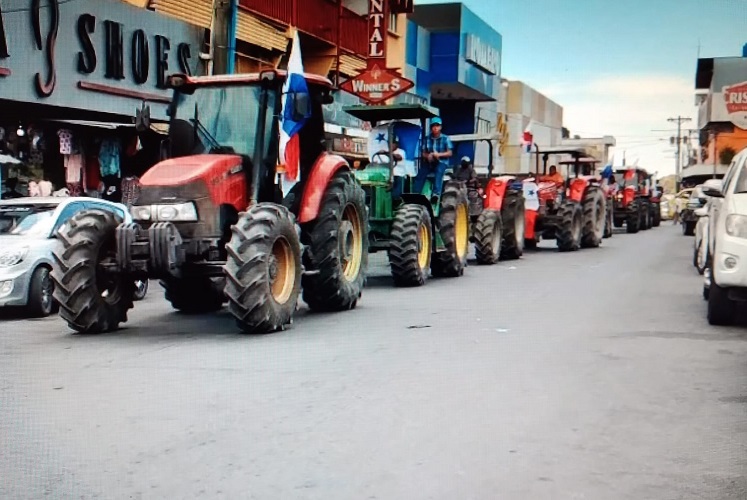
[{"xmin": 418, "ymin": 0, "xmax": 747, "ymax": 175}]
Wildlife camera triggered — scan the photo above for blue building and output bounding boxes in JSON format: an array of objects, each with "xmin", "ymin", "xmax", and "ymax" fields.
[{"xmin": 399, "ymin": 3, "xmax": 503, "ymax": 163}]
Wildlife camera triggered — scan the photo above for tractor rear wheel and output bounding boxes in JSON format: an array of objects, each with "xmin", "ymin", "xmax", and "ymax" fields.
[
  {"xmin": 474, "ymin": 209, "xmax": 502, "ymax": 265},
  {"xmin": 581, "ymin": 187, "xmax": 605, "ymax": 248},
  {"xmin": 557, "ymin": 201, "xmax": 583, "ymax": 252},
  {"xmin": 500, "ymin": 190, "xmax": 524, "ymax": 260},
  {"xmin": 389, "ymin": 204, "xmax": 432, "ymax": 286},
  {"xmin": 640, "ymin": 199, "xmax": 651, "ymax": 230},
  {"xmin": 626, "ymin": 199, "xmax": 640, "ymax": 233},
  {"xmin": 652, "ymin": 204, "xmax": 661, "ymax": 227},
  {"xmin": 224, "ymin": 203, "xmax": 302, "ymax": 333},
  {"xmin": 161, "ymin": 277, "xmax": 225, "ymax": 313},
  {"xmin": 431, "ymin": 182, "xmax": 470, "ymax": 277},
  {"xmin": 51, "ymin": 210, "xmax": 134, "ymax": 334},
  {"xmin": 302, "ymin": 170, "xmax": 368, "ymax": 311}
]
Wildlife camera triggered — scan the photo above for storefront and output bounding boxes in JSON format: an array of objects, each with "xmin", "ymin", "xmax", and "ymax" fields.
[
  {"xmin": 0, "ymin": 0, "xmax": 203, "ymax": 199},
  {"xmin": 405, "ymin": 2, "xmax": 504, "ymax": 172}
]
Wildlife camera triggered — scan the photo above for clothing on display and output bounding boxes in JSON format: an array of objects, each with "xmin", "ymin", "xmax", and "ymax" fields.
[
  {"xmin": 39, "ymin": 180, "xmax": 53, "ymax": 197},
  {"xmin": 57, "ymin": 129, "xmax": 74, "ymax": 155},
  {"xmin": 102, "ymin": 175, "xmax": 122, "ymax": 202},
  {"xmin": 99, "ymin": 138, "xmax": 121, "ymax": 178},
  {"xmin": 64, "ymin": 154, "xmax": 86, "ymax": 184},
  {"xmin": 85, "ymin": 154, "xmax": 101, "ymax": 191}
]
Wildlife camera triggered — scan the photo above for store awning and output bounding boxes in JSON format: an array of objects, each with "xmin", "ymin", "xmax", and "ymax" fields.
[
  {"xmin": 682, "ymin": 163, "xmax": 728, "ymax": 178},
  {"xmin": 48, "ymin": 119, "xmax": 168, "ymax": 135}
]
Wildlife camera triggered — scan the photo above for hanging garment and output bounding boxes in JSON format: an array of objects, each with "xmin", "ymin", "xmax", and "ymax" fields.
[
  {"xmin": 99, "ymin": 138, "xmax": 121, "ymax": 178},
  {"xmin": 38, "ymin": 180, "xmax": 53, "ymax": 197},
  {"xmin": 64, "ymin": 154, "xmax": 86, "ymax": 184},
  {"xmin": 121, "ymin": 176, "xmax": 141, "ymax": 207},
  {"xmin": 66, "ymin": 182, "xmax": 83, "ymax": 197},
  {"xmin": 85, "ymin": 154, "xmax": 101, "ymax": 191},
  {"xmin": 57, "ymin": 129, "xmax": 74, "ymax": 155}
]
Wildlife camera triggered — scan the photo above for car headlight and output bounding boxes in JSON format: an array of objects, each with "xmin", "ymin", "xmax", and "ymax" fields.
[
  {"xmin": 725, "ymin": 214, "xmax": 747, "ymax": 239},
  {"xmin": 0, "ymin": 247, "xmax": 29, "ymax": 267}
]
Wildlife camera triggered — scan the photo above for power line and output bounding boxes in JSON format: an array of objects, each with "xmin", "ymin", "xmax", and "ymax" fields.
[{"xmin": 667, "ymin": 116, "xmax": 691, "ymax": 191}]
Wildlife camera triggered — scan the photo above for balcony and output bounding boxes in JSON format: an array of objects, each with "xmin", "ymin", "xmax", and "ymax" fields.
[{"xmin": 240, "ymin": 0, "xmax": 367, "ymax": 55}]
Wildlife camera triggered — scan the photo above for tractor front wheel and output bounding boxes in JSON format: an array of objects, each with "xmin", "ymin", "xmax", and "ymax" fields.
[
  {"xmin": 474, "ymin": 209, "xmax": 503, "ymax": 265},
  {"xmin": 224, "ymin": 203, "xmax": 302, "ymax": 333},
  {"xmin": 581, "ymin": 187, "xmax": 605, "ymax": 248},
  {"xmin": 302, "ymin": 170, "xmax": 368, "ymax": 311},
  {"xmin": 500, "ymin": 190, "xmax": 525, "ymax": 260},
  {"xmin": 51, "ymin": 210, "xmax": 134, "ymax": 334},
  {"xmin": 626, "ymin": 199, "xmax": 641, "ymax": 233},
  {"xmin": 557, "ymin": 201, "xmax": 583, "ymax": 252},
  {"xmin": 389, "ymin": 204, "xmax": 432, "ymax": 286},
  {"xmin": 431, "ymin": 182, "xmax": 470, "ymax": 277}
]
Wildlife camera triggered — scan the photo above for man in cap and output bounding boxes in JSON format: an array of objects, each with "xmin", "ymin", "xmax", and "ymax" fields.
[{"xmin": 415, "ymin": 116, "xmax": 453, "ymax": 203}]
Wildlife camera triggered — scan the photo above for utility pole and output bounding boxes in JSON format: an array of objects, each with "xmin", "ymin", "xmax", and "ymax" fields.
[
  {"xmin": 211, "ymin": 0, "xmax": 231, "ymax": 75},
  {"xmin": 667, "ymin": 116, "xmax": 691, "ymax": 191}
]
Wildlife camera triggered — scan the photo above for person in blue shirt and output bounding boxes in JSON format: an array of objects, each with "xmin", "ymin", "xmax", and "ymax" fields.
[{"xmin": 414, "ymin": 117, "xmax": 453, "ymax": 203}]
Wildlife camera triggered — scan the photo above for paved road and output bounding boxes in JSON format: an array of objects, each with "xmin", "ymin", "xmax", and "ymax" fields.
[{"xmin": 2, "ymin": 225, "xmax": 746, "ymax": 499}]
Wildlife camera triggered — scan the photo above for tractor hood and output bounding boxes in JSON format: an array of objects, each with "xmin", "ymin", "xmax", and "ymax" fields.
[{"xmin": 140, "ymin": 155, "xmax": 243, "ymax": 187}]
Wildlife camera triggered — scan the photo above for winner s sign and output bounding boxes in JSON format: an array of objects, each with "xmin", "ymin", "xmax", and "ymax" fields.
[
  {"xmin": 724, "ymin": 81, "xmax": 747, "ymax": 130},
  {"xmin": 339, "ymin": 64, "xmax": 413, "ymax": 105}
]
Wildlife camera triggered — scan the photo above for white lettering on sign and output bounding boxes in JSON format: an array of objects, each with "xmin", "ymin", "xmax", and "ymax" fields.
[
  {"xmin": 368, "ymin": 0, "xmax": 387, "ymax": 59},
  {"xmin": 352, "ymin": 78, "xmax": 402, "ymax": 95},
  {"xmin": 465, "ymin": 35, "xmax": 499, "ymax": 75}
]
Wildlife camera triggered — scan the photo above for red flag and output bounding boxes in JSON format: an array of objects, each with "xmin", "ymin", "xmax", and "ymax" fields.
[{"xmin": 284, "ymin": 134, "xmax": 301, "ymax": 181}]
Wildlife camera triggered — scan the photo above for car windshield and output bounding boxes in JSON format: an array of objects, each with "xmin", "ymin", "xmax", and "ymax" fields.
[
  {"xmin": 169, "ymin": 84, "xmax": 277, "ymax": 158},
  {"xmin": 0, "ymin": 205, "xmax": 56, "ymax": 236}
]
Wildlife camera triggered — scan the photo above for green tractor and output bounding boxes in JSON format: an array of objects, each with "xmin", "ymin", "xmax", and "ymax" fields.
[{"xmin": 343, "ymin": 104, "xmax": 470, "ymax": 287}]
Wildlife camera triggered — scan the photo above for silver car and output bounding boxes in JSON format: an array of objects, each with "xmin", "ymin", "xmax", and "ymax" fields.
[{"xmin": 0, "ymin": 197, "xmax": 130, "ymax": 317}]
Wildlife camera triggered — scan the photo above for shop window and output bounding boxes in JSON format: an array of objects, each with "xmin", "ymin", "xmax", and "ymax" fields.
[{"xmin": 389, "ymin": 13, "xmax": 398, "ymax": 34}]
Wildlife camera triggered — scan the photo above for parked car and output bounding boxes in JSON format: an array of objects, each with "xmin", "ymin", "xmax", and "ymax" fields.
[
  {"xmin": 702, "ymin": 147, "xmax": 747, "ymax": 325},
  {"xmin": 693, "ymin": 179, "xmax": 723, "ymax": 275},
  {"xmin": 681, "ymin": 185, "xmax": 706, "ymax": 236},
  {"xmin": 0, "ymin": 197, "xmax": 137, "ymax": 317}
]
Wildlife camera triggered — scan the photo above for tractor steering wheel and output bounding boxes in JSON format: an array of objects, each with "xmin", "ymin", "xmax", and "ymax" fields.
[{"xmin": 372, "ymin": 152, "xmax": 391, "ymax": 164}]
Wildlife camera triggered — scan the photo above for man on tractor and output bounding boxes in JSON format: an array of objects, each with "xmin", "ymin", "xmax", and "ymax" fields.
[
  {"xmin": 415, "ymin": 117, "xmax": 453, "ymax": 204},
  {"xmin": 453, "ymin": 156, "xmax": 481, "ymax": 193},
  {"xmin": 539, "ymin": 165, "xmax": 564, "ymax": 187}
]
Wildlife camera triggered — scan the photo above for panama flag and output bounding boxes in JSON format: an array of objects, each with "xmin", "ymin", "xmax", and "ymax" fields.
[
  {"xmin": 521, "ymin": 121, "xmax": 534, "ymax": 153},
  {"xmin": 279, "ymin": 30, "xmax": 311, "ymax": 197}
]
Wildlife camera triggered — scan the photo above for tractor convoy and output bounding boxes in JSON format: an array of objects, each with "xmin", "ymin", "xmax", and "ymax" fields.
[{"xmin": 48, "ymin": 70, "xmax": 660, "ymax": 335}]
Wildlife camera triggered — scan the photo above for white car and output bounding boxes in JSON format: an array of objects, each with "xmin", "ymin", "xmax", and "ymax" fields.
[
  {"xmin": 702, "ymin": 147, "xmax": 747, "ymax": 325},
  {"xmin": 693, "ymin": 179, "xmax": 723, "ymax": 275}
]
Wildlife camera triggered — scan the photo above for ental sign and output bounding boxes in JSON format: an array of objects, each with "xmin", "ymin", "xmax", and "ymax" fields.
[
  {"xmin": 339, "ymin": 64, "xmax": 414, "ymax": 105},
  {"xmin": 724, "ymin": 81, "xmax": 747, "ymax": 130},
  {"xmin": 368, "ymin": 0, "xmax": 388, "ymax": 59}
]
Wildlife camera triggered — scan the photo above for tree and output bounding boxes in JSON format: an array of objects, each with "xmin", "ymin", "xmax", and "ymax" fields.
[
  {"xmin": 720, "ymin": 146, "xmax": 737, "ymax": 165},
  {"xmin": 561, "ymin": 127, "xmax": 570, "ymax": 139}
]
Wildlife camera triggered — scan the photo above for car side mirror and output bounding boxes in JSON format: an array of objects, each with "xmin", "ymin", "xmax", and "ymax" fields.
[
  {"xmin": 694, "ymin": 207, "xmax": 708, "ymax": 217},
  {"xmin": 702, "ymin": 186, "xmax": 723, "ymax": 198}
]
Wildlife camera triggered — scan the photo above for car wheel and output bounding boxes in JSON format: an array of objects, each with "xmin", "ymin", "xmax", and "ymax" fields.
[{"xmin": 27, "ymin": 267, "xmax": 54, "ymax": 318}]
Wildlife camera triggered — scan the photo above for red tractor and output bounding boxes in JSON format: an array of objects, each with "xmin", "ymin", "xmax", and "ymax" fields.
[
  {"xmin": 450, "ymin": 133, "xmax": 525, "ymax": 264},
  {"xmin": 51, "ymin": 70, "xmax": 369, "ymax": 334},
  {"xmin": 521, "ymin": 148, "xmax": 608, "ymax": 251},
  {"xmin": 612, "ymin": 167, "xmax": 654, "ymax": 233}
]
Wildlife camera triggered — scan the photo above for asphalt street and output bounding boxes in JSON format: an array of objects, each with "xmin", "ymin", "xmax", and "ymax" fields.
[{"xmin": 1, "ymin": 224, "xmax": 746, "ymax": 500}]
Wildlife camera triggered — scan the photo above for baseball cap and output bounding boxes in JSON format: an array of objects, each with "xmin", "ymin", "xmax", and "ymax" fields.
[
  {"xmin": 461, "ymin": 156, "xmax": 471, "ymax": 162},
  {"xmin": 431, "ymin": 117, "xmax": 442, "ymax": 126}
]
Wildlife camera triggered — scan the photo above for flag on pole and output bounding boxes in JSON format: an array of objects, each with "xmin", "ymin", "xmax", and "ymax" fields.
[
  {"xmin": 521, "ymin": 121, "xmax": 534, "ymax": 153},
  {"xmin": 279, "ymin": 30, "xmax": 311, "ymax": 197}
]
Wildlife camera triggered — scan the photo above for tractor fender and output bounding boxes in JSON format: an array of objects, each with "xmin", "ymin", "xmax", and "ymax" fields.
[
  {"xmin": 483, "ymin": 176, "xmax": 514, "ymax": 211},
  {"xmin": 567, "ymin": 178, "xmax": 590, "ymax": 203},
  {"xmin": 400, "ymin": 193, "xmax": 435, "ymax": 221},
  {"xmin": 298, "ymin": 152, "xmax": 350, "ymax": 224}
]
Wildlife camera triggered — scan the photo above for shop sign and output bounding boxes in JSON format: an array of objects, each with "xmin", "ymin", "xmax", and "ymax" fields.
[
  {"xmin": 339, "ymin": 63, "xmax": 414, "ymax": 105},
  {"xmin": 368, "ymin": 0, "xmax": 388, "ymax": 60},
  {"xmin": 465, "ymin": 35, "xmax": 499, "ymax": 75},
  {"xmin": 724, "ymin": 81, "xmax": 747, "ymax": 129},
  {"xmin": 0, "ymin": 0, "xmax": 200, "ymax": 119}
]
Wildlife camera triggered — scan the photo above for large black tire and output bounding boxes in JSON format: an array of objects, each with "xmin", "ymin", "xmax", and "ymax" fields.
[
  {"xmin": 626, "ymin": 199, "xmax": 640, "ymax": 233},
  {"xmin": 640, "ymin": 199, "xmax": 651, "ymax": 230},
  {"xmin": 389, "ymin": 204, "xmax": 432, "ymax": 286},
  {"xmin": 161, "ymin": 277, "xmax": 225, "ymax": 313},
  {"xmin": 51, "ymin": 210, "xmax": 134, "ymax": 334},
  {"xmin": 500, "ymin": 190, "xmax": 525, "ymax": 260},
  {"xmin": 431, "ymin": 182, "xmax": 470, "ymax": 277},
  {"xmin": 683, "ymin": 221, "xmax": 696, "ymax": 236},
  {"xmin": 652, "ymin": 203, "xmax": 661, "ymax": 227},
  {"xmin": 581, "ymin": 187, "xmax": 606, "ymax": 248},
  {"xmin": 474, "ymin": 209, "xmax": 502, "ymax": 265},
  {"xmin": 524, "ymin": 238, "xmax": 538, "ymax": 250},
  {"xmin": 26, "ymin": 266, "xmax": 54, "ymax": 318},
  {"xmin": 708, "ymin": 282, "xmax": 736, "ymax": 326},
  {"xmin": 557, "ymin": 201, "xmax": 583, "ymax": 252},
  {"xmin": 603, "ymin": 200, "xmax": 614, "ymax": 238},
  {"xmin": 302, "ymin": 170, "xmax": 368, "ymax": 311},
  {"xmin": 133, "ymin": 280, "xmax": 148, "ymax": 301},
  {"xmin": 224, "ymin": 203, "xmax": 302, "ymax": 333}
]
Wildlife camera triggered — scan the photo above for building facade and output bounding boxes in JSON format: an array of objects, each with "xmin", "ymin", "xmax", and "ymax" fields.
[{"xmin": 695, "ymin": 54, "xmax": 747, "ymax": 167}]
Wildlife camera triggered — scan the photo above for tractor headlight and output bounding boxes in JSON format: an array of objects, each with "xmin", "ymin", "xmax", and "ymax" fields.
[
  {"xmin": 725, "ymin": 214, "xmax": 747, "ymax": 239},
  {"xmin": 0, "ymin": 247, "xmax": 29, "ymax": 268},
  {"xmin": 132, "ymin": 206, "xmax": 152, "ymax": 221}
]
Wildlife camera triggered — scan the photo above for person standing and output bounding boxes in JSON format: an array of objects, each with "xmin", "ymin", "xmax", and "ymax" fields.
[{"xmin": 414, "ymin": 117, "xmax": 453, "ymax": 203}]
